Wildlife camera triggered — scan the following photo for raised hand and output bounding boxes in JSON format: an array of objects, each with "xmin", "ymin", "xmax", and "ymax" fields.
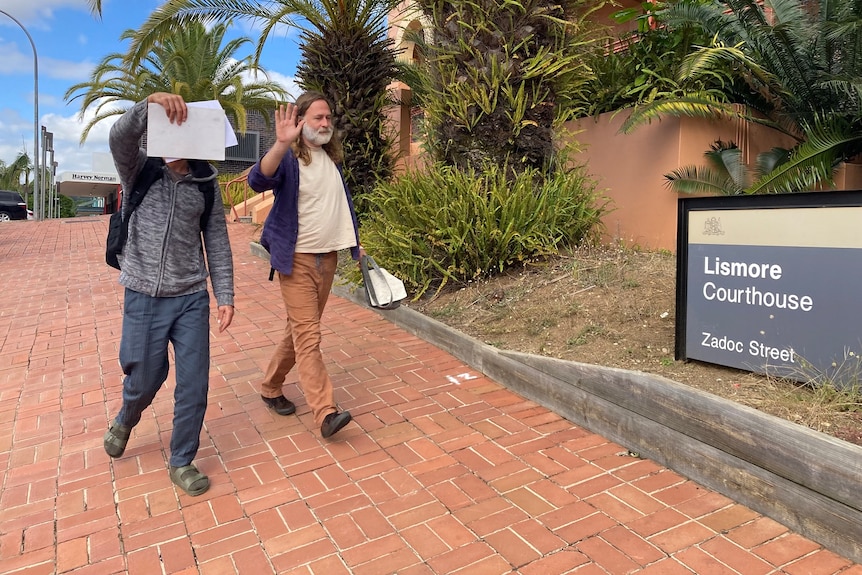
[{"xmin": 274, "ymin": 103, "xmax": 304, "ymax": 145}]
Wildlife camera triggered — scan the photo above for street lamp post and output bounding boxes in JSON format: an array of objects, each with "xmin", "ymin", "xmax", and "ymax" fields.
[{"xmin": 0, "ymin": 9, "xmax": 40, "ymax": 220}]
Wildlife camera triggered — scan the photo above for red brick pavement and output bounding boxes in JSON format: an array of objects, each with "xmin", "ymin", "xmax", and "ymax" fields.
[{"xmin": 0, "ymin": 216, "xmax": 859, "ymax": 574}]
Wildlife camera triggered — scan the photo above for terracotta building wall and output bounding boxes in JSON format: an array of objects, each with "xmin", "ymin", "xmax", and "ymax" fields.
[{"xmin": 566, "ymin": 110, "xmax": 795, "ymax": 251}]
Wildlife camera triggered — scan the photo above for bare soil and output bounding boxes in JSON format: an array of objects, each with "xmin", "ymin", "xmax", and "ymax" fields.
[{"xmin": 404, "ymin": 245, "xmax": 862, "ymax": 447}]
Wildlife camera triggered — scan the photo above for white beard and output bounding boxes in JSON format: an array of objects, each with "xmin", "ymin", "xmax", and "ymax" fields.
[{"xmin": 303, "ymin": 124, "xmax": 333, "ymax": 146}]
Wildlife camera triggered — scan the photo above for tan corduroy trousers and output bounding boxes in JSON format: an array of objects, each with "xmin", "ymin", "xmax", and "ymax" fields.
[{"xmin": 261, "ymin": 252, "xmax": 339, "ymax": 426}]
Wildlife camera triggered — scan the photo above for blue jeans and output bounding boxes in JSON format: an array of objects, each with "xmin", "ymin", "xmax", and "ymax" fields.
[{"xmin": 116, "ymin": 288, "xmax": 210, "ymax": 467}]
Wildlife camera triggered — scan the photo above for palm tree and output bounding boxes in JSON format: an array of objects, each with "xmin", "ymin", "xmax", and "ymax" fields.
[
  {"xmin": 292, "ymin": 0, "xmax": 400, "ymax": 204},
  {"xmin": 624, "ymin": 0, "xmax": 862, "ymax": 194},
  {"xmin": 412, "ymin": 0, "xmax": 601, "ymax": 175},
  {"xmin": 0, "ymin": 152, "xmax": 31, "ymax": 191},
  {"xmin": 123, "ymin": 0, "xmax": 403, "ymax": 208},
  {"xmin": 86, "ymin": 1, "xmax": 102, "ymax": 16},
  {"xmin": 64, "ymin": 20, "xmax": 288, "ymax": 144}
]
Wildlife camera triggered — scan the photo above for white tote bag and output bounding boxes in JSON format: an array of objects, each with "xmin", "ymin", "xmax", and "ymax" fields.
[{"xmin": 360, "ymin": 255, "xmax": 407, "ymax": 309}]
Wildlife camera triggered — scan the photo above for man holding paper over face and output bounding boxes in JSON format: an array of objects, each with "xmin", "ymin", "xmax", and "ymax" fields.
[{"xmin": 103, "ymin": 92, "xmax": 235, "ymax": 497}]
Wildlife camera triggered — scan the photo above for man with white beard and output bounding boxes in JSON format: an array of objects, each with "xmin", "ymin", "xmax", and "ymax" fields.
[{"xmin": 248, "ymin": 91, "xmax": 364, "ymax": 439}]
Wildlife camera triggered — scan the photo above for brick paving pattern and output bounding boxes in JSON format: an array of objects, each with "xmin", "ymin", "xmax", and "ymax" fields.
[{"xmin": 1, "ymin": 217, "xmax": 860, "ymax": 574}]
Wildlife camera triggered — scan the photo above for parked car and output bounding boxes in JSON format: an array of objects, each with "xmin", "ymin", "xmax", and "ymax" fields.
[{"xmin": 0, "ymin": 190, "xmax": 28, "ymax": 221}]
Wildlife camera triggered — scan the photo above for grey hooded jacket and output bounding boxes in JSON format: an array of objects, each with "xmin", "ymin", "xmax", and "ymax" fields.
[{"xmin": 109, "ymin": 99, "xmax": 234, "ymax": 307}]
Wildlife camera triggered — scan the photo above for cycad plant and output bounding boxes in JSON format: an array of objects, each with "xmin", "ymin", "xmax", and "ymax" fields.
[
  {"xmin": 125, "ymin": 0, "xmax": 403, "ymax": 211},
  {"xmin": 64, "ymin": 20, "xmax": 287, "ymax": 143},
  {"xmin": 625, "ymin": 0, "xmax": 862, "ymax": 194}
]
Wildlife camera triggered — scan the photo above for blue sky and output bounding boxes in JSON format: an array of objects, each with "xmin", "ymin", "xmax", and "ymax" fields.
[{"xmin": 0, "ymin": 0, "xmax": 302, "ymax": 174}]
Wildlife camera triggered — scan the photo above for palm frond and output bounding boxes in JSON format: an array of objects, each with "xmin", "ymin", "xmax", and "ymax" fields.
[
  {"xmin": 747, "ymin": 117, "xmax": 862, "ymax": 194},
  {"xmin": 665, "ymin": 164, "xmax": 743, "ymax": 196},
  {"xmin": 754, "ymin": 147, "xmax": 792, "ymax": 179},
  {"xmin": 704, "ymin": 141, "xmax": 746, "ymax": 188},
  {"xmin": 87, "ymin": 0, "xmax": 102, "ymax": 18},
  {"xmin": 64, "ymin": 18, "xmax": 286, "ymax": 144},
  {"xmin": 125, "ymin": 0, "xmax": 282, "ymax": 69},
  {"xmin": 658, "ymin": 1, "xmax": 731, "ymax": 39},
  {"xmin": 621, "ymin": 94, "xmax": 736, "ymax": 133}
]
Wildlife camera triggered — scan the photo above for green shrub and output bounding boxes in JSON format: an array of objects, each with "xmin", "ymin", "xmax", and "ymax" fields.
[
  {"xmin": 59, "ymin": 195, "xmax": 77, "ymax": 218},
  {"xmin": 357, "ymin": 162, "xmax": 607, "ymax": 298},
  {"xmin": 576, "ymin": 20, "xmax": 719, "ymax": 118}
]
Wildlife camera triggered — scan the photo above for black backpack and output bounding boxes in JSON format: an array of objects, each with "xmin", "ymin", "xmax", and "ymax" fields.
[{"xmin": 106, "ymin": 158, "xmax": 216, "ymax": 269}]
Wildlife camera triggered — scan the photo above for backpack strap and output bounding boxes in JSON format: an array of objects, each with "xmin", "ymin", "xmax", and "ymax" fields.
[
  {"xmin": 189, "ymin": 160, "xmax": 216, "ymax": 232},
  {"xmin": 106, "ymin": 158, "xmax": 165, "ymax": 270},
  {"xmin": 125, "ymin": 157, "xmax": 165, "ymax": 218}
]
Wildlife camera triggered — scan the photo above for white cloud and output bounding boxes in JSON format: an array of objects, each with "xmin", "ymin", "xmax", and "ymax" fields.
[
  {"xmin": 39, "ymin": 92, "xmax": 66, "ymax": 109},
  {"xmin": 0, "ymin": 39, "xmax": 38, "ymax": 75},
  {"xmin": 43, "ymin": 55, "xmax": 95, "ymax": 81},
  {"xmin": 2, "ymin": 102, "xmax": 115, "ymax": 174},
  {"xmin": 240, "ymin": 68, "xmax": 301, "ymax": 102},
  {"xmin": 0, "ymin": 107, "xmax": 39, "ymax": 161},
  {"xmin": 273, "ymin": 72, "xmax": 301, "ymax": 100},
  {"xmin": 0, "ymin": 0, "xmax": 85, "ymax": 28},
  {"xmin": 0, "ymin": 104, "xmax": 113, "ymax": 173},
  {"xmin": 45, "ymin": 103, "xmax": 118, "ymax": 172},
  {"xmin": 0, "ymin": 39, "xmax": 94, "ymax": 82}
]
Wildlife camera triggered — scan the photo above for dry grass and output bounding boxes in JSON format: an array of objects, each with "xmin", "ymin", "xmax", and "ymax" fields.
[{"xmin": 405, "ymin": 244, "xmax": 862, "ymax": 446}]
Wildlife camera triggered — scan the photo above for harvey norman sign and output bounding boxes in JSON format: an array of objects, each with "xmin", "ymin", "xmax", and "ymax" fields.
[
  {"xmin": 676, "ymin": 191, "xmax": 862, "ymax": 388},
  {"xmin": 68, "ymin": 173, "xmax": 119, "ymax": 183}
]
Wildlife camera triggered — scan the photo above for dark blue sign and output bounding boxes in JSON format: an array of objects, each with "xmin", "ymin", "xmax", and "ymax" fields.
[{"xmin": 677, "ymin": 192, "xmax": 862, "ymax": 388}]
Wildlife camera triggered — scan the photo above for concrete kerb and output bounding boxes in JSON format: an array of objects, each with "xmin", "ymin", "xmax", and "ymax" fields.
[{"xmin": 251, "ymin": 241, "xmax": 862, "ymax": 564}]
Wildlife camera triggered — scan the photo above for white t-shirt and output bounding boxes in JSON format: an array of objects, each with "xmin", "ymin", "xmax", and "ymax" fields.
[{"xmin": 295, "ymin": 147, "xmax": 356, "ymax": 253}]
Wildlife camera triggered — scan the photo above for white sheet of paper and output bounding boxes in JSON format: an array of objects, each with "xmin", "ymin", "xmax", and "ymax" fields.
[
  {"xmin": 187, "ymin": 100, "xmax": 238, "ymax": 147},
  {"xmin": 146, "ymin": 103, "xmax": 227, "ymax": 160}
]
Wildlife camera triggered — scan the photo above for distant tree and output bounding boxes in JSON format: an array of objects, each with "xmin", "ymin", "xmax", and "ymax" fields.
[
  {"xmin": 64, "ymin": 20, "xmax": 287, "ymax": 143},
  {"xmin": 58, "ymin": 195, "xmax": 77, "ymax": 219}
]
